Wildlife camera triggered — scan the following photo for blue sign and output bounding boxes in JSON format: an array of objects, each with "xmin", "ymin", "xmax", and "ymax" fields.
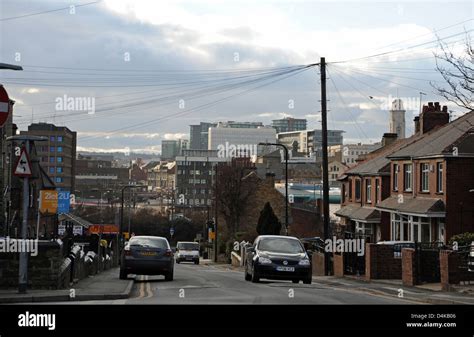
[{"xmin": 57, "ymin": 191, "xmax": 71, "ymax": 214}]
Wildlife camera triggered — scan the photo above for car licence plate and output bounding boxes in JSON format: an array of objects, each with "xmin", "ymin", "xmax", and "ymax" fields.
[
  {"xmin": 140, "ymin": 251, "xmax": 157, "ymax": 256},
  {"xmin": 276, "ymin": 266, "xmax": 295, "ymax": 272}
]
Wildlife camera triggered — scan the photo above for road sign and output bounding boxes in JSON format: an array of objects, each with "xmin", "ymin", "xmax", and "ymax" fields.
[
  {"xmin": 13, "ymin": 147, "xmax": 32, "ymax": 177},
  {"xmin": 39, "ymin": 190, "xmax": 58, "ymax": 214},
  {"xmin": 170, "ymin": 227, "xmax": 175, "ymax": 237},
  {"xmin": 0, "ymin": 85, "xmax": 10, "ymax": 128}
]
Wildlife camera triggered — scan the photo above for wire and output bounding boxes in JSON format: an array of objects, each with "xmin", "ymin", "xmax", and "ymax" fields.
[
  {"xmin": 78, "ymin": 65, "xmax": 316, "ymax": 142},
  {"xmin": 371, "ymin": 18, "xmax": 473, "ymax": 52},
  {"xmin": 333, "ymin": 30, "xmax": 472, "ymax": 64},
  {"xmin": 326, "ymin": 68, "xmax": 369, "ymax": 141},
  {"xmin": 15, "ymin": 65, "xmax": 311, "ymax": 121},
  {"xmin": 0, "ymin": 1, "xmax": 102, "ymax": 22}
]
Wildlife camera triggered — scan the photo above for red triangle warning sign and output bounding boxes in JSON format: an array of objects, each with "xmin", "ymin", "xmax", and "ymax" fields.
[{"xmin": 14, "ymin": 148, "xmax": 32, "ymax": 177}]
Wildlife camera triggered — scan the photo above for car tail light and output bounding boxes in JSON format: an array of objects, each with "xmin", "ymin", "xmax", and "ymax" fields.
[{"xmin": 165, "ymin": 249, "xmax": 173, "ymax": 257}]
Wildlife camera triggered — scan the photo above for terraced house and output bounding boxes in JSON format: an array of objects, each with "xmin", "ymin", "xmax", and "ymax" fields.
[
  {"xmin": 377, "ymin": 104, "xmax": 474, "ymax": 244},
  {"xmin": 337, "ymin": 103, "xmax": 474, "ymax": 245}
]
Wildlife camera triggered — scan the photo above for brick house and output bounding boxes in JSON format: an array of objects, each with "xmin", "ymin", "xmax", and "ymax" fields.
[
  {"xmin": 376, "ymin": 104, "xmax": 474, "ymax": 244},
  {"xmin": 336, "ymin": 132, "xmax": 422, "ymax": 242}
]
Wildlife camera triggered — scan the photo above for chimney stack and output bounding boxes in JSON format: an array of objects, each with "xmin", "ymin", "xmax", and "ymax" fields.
[
  {"xmin": 382, "ymin": 133, "xmax": 398, "ymax": 147},
  {"xmin": 414, "ymin": 116, "xmax": 420, "ymax": 134},
  {"xmin": 419, "ymin": 102, "xmax": 449, "ymax": 134}
]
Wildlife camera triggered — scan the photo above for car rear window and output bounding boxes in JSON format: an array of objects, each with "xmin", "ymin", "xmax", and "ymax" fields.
[
  {"xmin": 129, "ymin": 237, "xmax": 169, "ymax": 249},
  {"xmin": 178, "ymin": 242, "xmax": 199, "ymax": 250},
  {"xmin": 258, "ymin": 238, "xmax": 304, "ymax": 254}
]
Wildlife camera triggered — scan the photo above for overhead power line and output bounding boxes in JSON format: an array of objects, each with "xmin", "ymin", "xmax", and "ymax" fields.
[{"xmin": 0, "ymin": 1, "xmax": 102, "ymax": 22}]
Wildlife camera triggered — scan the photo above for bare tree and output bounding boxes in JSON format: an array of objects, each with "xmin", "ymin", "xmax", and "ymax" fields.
[
  {"xmin": 431, "ymin": 32, "xmax": 473, "ymax": 110},
  {"xmin": 213, "ymin": 159, "xmax": 255, "ymax": 242}
]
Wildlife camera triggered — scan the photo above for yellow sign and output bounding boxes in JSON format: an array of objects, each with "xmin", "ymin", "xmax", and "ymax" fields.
[
  {"xmin": 123, "ymin": 232, "xmax": 130, "ymax": 240},
  {"xmin": 208, "ymin": 231, "xmax": 216, "ymax": 240},
  {"xmin": 39, "ymin": 190, "xmax": 58, "ymax": 214}
]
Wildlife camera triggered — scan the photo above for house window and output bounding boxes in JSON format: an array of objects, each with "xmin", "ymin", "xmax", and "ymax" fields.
[
  {"xmin": 403, "ymin": 164, "xmax": 412, "ymax": 191},
  {"xmin": 50, "ymin": 157, "xmax": 55, "ymax": 163},
  {"xmin": 420, "ymin": 163, "xmax": 429, "ymax": 192},
  {"xmin": 365, "ymin": 179, "xmax": 372, "ymax": 203},
  {"xmin": 55, "ymin": 177, "xmax": 62, "ymax": 183},
  {"xmin": 50, "ymin": 146, "xmax": 55, "ymax": 152},
  {"xmin": 57, "ymin": 136, "xmax": 63, "ymax": 142},
  {"xmin": 437, "ymin": 162, "xmax": 443, "ymax": 193},
  {"xmin": 57, "ymin": 146, "xmax": 63, "ymax": 153},
  {"xmin": 50, "ymin": 136, "xmax": 55, "ymax": 142},
  {"xmin": 49, "ymin": 167, "xmax": 54, "ymax": 174},
  {"xmin": 355, "ymin": 179, "xmax": 361, "ymax": 200},
  {"xmin": 57, "ymin": 157, "xmax": 63, "ymax": 163},
  {"xmin": 57, "ymin": 167, "xmax": 63, "ymax": 173},
  {"xmin": 393, "ymin": 164, "xmax": 399, "ymax": 191}
]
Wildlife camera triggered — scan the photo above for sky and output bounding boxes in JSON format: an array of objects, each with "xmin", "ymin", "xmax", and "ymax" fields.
[{"xmin": 0, "ymin": 0, "xmax": 472, "ymax": 154}]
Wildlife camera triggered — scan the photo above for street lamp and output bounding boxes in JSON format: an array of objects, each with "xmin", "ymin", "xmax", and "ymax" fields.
[
  {"xmin": 259, "ymin": 142, "xmax": 289, "ymax": 235},
  {"xmin": 119, "ymin": 184, "xmax": 144, "ymax": 255}
]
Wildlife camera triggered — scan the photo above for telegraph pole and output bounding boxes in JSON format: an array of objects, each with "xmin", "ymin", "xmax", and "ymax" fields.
[{"xmin": 320, "ymin": 57, "xmax": 330, "ymax": 276}]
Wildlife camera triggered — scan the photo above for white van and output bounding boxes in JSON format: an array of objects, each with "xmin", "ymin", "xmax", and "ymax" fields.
[{"xmin": 175, "ymin": 241, "xmax": 200, "ymax": 264}]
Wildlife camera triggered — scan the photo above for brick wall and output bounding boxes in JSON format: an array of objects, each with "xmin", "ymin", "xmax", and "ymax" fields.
[
  {"xmin": 333, "ymin": 252, "xmax": 344, "ymax": 277},
  {"xmin": 366, "ymin": 243, "xmax": 402, "ymax": 280},
  {"xmin": 440, "ymin": 250, "xmax": 460, "ymax": 291},
  {"xmin": 312, "ymin": 251, "xmax": 325, "ymax": 276},
  {"xmin": 402, "ymin": 248, "xmax": 417, "ymax": 286},
  {"xmin": 445, "ymin": 158, "xmax": 474, "ymax": 239},
  {"xmin": 290, "ymin": 205, "xmax": 322, "ymax": 238}
]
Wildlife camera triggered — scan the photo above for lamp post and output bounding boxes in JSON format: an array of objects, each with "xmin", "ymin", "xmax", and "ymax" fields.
[
  {"xmin": 259, "ymin": 142, "xmax": 289, "ymax": 235},
  {"xmin": 120, "ymin": 184, "xmax": 144, "ymax": 255}
]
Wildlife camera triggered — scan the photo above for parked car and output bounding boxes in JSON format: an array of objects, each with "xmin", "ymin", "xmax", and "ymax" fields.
[
  {"xmin": 175, "ymin": 241, "xmax": 200, "ymax": 264},
  {"xmin": 244, "ymin": 235, "xmax": 312, "ymax": 284},
  {"xmin": 120, "ymin": 236, "xmax": 174, "ymax": 281}
]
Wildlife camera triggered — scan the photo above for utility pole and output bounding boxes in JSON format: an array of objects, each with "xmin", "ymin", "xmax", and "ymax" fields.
[
  {"xmin": 320, "ymin": 57, "xmax": 330, "ymax": 276},
  {"xmin": 213, "ymin": 163, "xmax": 218, "ymax": 262}
]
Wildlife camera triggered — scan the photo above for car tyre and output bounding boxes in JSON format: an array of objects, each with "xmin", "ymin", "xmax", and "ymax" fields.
[
  {"xmin": 176, "ymin": 260, "xmax": 180, "ymax": 264},
  {"xmin": 244, "ymin": 265, "xmax": 251, "ymax": 281},
  {"xmin": 251, "ymin": 265, "xmax": 260, "ymax": 283},
  {"xmin": 194, "ymin": 260, "xmax": 199, "ymax": 265},
  {"xmin": 165, "ymin": 271, "xmax": 174, "ymax": 281},
  {"xmin": 119, "ymin": 268, "xmax": 127, "ymax": 280},
  {"xmin": 303, "ymin": 277, "xmax": 312, "ymax": 285},
  {"xmin": 292, "ymin": 279, "xmax": 299, "ymax": 284}
]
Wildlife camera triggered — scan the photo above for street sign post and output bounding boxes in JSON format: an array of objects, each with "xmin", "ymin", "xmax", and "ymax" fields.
[
  {"xmin": 0, "ymin": 85, "xmax": 10, "ymax": 128},
  {"xmin": 13, "ymin": 147, "xmax": 32, "ymax": 177}
]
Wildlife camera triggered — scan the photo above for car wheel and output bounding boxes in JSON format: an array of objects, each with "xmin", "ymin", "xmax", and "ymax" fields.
[
  {"xmin": 292, "ymin": 279, "xmax": 299, "ymax": 284},
  {"xmin": 244, "ymin": 265, "xmax": 251, "ymax": 281},
  {"xmin": 119, "ymin": 268, "xmax": 127, "ymax": 280},
  {"xmin": 176, "ymin": 260, "xmax": 180, "ymax": 264},
  {"xmin": 251, "ymin": 265, "xmax": 260, "ymax": 283},
  {"xmin": 165, "ymin": 271, "xmax": 174, "ymax": 281},
  {"xmin": 303, "ymin": 277, "xmax": 312, "ymax": 285},
  {"xmin": 194, "ymin": 260, "xmax": 199, "ymax": 265}
]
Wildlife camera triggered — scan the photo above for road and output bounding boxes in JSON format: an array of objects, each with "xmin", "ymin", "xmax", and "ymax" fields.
[{"xmin": 71, "ymin": 262, "xmax": 418, "ymax": 305}]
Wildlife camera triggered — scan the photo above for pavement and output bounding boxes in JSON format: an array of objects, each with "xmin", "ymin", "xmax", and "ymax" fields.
[
  {"xmin": 1, "ymin": 261, "xmax": 473, "ymax": 304},
  {"xmin": 0, "ymin": 267, "xmax": 133, "ymax": 304}
]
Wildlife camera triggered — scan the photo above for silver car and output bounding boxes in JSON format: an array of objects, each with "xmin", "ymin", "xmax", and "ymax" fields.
[{"xmin": 120, "ymin": 236, "xmax": 174, "ymax": 281}]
